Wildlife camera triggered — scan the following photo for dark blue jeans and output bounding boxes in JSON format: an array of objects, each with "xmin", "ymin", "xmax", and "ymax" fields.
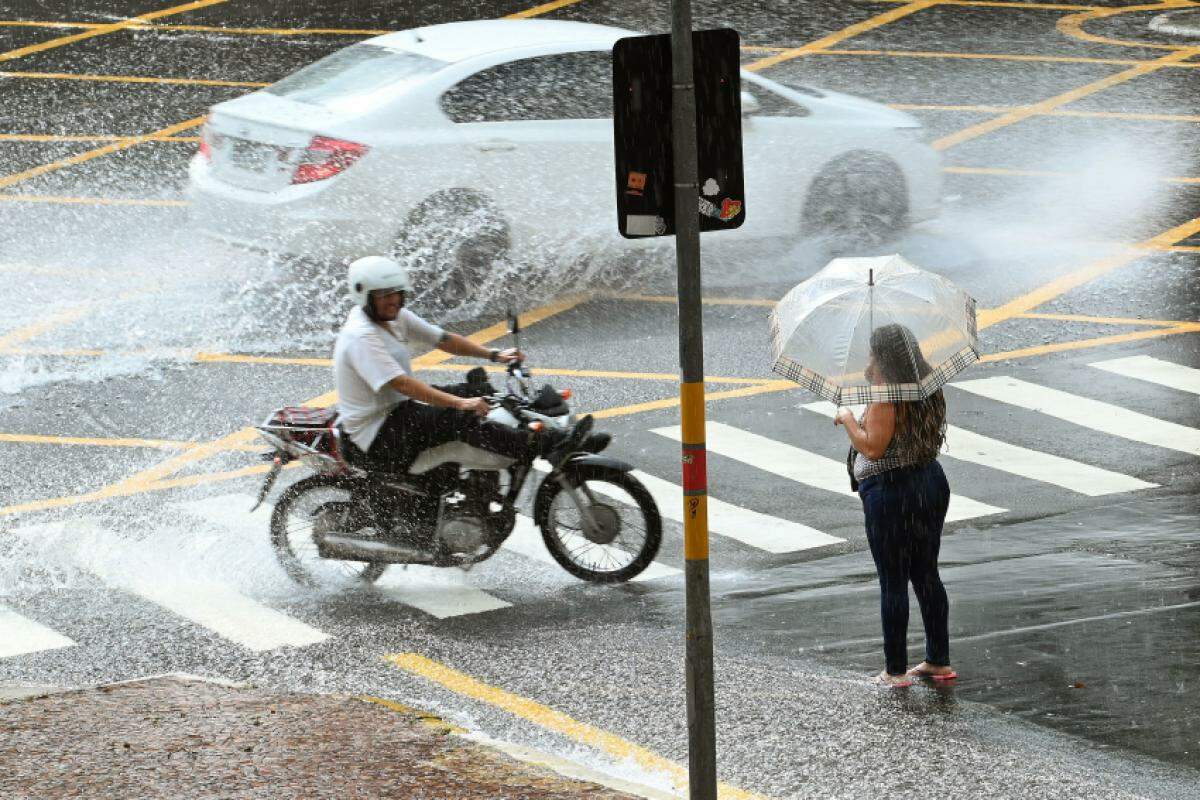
[{"xmin": 858, "ymin": 460, "xmax": 951, "ymax": 675}]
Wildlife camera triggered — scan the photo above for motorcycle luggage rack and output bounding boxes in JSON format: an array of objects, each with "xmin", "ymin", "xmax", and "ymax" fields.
[{"xmin": 256, "ymin": 409, "xmax": 360, "ymax": 476}]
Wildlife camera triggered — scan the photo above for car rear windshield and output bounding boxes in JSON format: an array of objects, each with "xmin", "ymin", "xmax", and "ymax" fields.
[{"xmin": 266, "ymin": 45, "xmax": 446, "ymax": 109}]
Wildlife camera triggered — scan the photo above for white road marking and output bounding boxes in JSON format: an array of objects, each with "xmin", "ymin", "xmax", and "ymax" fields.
[
  {"xmin": 503, "ymin": 515, "xmax": 680, "ymax": 582},
  {"xmin": 67, "ymin": 519, "xmax": 329, "ymax": 651},
  {"xmin": 652, "ymin": 422, "xmax": 1005, "ymax": 523},
  {"xmin": 0, "ymin": 605, "xmax": 75, "ymax": 659},
  {"xmin": 1090, "ymin": 355, "xmax": 1200, "ymax": 396},
  {"xmin": 375, "ymin": 569, "xmax": 512, "ymax": 618},
  {"xmin": 533, "ymin": 460, "xmax": 841, "ymax": 554},
  {"xmin": 952, "ymin": 376, "xmax": 1200, "ymax": 456},
  {"xmin": 802, "ymin": 401, "xmax": 1156, "ymax": 497}
]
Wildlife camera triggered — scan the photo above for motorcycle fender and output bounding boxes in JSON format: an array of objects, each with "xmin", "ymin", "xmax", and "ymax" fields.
[{"xmin": 532, "ymin": 455, "xmax": 633, "ymax": 530}]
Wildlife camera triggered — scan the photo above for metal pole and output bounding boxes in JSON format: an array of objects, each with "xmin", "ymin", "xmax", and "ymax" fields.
[{"xmin": 669, "ymin": 2, "xmax": 716, "ymax": 798}]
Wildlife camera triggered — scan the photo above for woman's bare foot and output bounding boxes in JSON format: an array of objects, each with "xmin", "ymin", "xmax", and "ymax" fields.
[
  {"xmin": 906, "ymin": 661, "xmax": 957, "ymax": 681},
  {"xmin": 872, "ymin": 670, "xmax": 914, "ymax": 688}
]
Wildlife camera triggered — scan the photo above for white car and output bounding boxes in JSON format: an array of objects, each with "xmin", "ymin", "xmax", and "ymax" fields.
[{"xmin": 188, "ymin": 19, "xmax": 941, "ymax": 302}]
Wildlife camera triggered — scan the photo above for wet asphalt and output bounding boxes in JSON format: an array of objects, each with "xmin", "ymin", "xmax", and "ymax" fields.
[{"xmin": 1, "ymin": 0, "xmax": 1199, "ymax": 796}]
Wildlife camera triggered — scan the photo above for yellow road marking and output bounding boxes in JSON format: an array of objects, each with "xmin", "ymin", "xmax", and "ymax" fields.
[
  {"xmin": 944, "ymin": 165, "xmax": 1200, "ymax": 184},
  {"xmin": 591, "ymin": 381, "xmax": 797, "ymax": 420},
  {"xmin": 825, "ymin": 47, "xmax": 1163, "ymax": 67},
  {"xmin": 135, "ymin": 23, "xmax": 391, "ymax": 35},
  {"xmin": 898, "ymin": 105, "xmax": 1200, "ymax": 123},
  {"xmin": 506, "ymin": 0, "xmax": 591, "ymax": 18},
  {"xmin": 0, "ymin": 21, "xmax": 106, "ymax": 30},
  {"xmin": 1057, "ymin": 1, "xmax": 1199, "ymax": 52},
  {"xmin": 0, "ymin": 304, "xmax": 91, "ymax": 350},
  {"xmin": 933, "ymin": 47, "xmax": 1200, "ymax": 150},
  {"xmin": 0, "ymin": 69, "xmax": 267, "ymax": 88},
  {"xmin": 980, "ymin": 322, "xmax": 1200, "ymax": 361},
  {"xmin": 0, "ymin": 133, "xmax": 198, "ymax": 143},
  {"xmin": 0, "ymin": 116, "xmax": 205, "ymax": 191},
  {"xmin": 745, "ymin": 0, "xmax": 943, "ymax": 72},
  {"xmin": 603, "ymin": 292, "xmax": 778, "ymax": 307},
  {"xmin": 1017, "ymin": 312, "xmax": 1188, "ymax": 327},
  {"xmin": 1155, "ymin": 245, "xmax": 1200, "ymax": 252},
  {"xmin": 0, "ymin": 433, "xmax": 258, "ymax": 450},
  {"xmin": 0, "ymin": 0, "xmax": 232, "ymax": 63},
  {"xmin": 978, "ymin": 215, "xmax": 1200, "ymax": 329},
  {"xmin": 0, "ymin": 194, "xmax": 189, "ymax": 206},
  {"xmin": 426, "ymin": 363, "xmax": 776, "ymax": 385},
  {"xmin": 386, "ymin": 653, "xmax": 770, "ymax": 800},
  {"xmin": 940, "ymin": 0, "xmax": 1101, "ymax": 8}
]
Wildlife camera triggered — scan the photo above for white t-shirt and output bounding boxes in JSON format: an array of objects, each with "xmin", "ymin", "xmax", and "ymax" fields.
[{"xmin": 333, "ymin": 306, "xmax": 446, "ymax": 451}]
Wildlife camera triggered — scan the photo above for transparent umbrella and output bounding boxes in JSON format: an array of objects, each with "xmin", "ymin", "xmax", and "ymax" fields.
[{"xmin": 769, "ymin": 254, "xmax": 980, "ymax": 405}]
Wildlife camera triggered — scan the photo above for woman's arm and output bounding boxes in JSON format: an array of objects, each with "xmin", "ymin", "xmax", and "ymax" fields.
[{"xmin": 835, "ymin": 403, "xmax": 896, "ymax": 460}]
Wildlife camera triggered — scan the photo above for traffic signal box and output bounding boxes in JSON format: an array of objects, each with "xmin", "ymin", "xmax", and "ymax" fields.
[{"xmin": 613, "ymin": 28, "xmax": 745, "ymax": 238}]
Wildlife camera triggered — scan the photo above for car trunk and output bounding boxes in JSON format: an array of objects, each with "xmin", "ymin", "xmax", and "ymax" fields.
[{"xmin": 205, "ymin": 93, "xmax": 334, "ymax": 192}]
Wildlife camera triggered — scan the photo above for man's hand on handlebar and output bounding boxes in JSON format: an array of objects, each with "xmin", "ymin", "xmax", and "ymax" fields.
[
  {"xmin": 457, "ymin": 396, "xmax": 491, "ymax": 417},
  {"xmin": 494, "ymin": 347, "xmax": 523, "ymax": 364}
]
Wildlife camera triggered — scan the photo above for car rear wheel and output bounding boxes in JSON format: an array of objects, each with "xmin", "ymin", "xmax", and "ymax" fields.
[
  {"xmin": 801, "ymin": 153, "xmax": 909, "ymax": 254},
  {"xmin": 391, "ymin": 191, "xmax": 510, "ymax": 314}
]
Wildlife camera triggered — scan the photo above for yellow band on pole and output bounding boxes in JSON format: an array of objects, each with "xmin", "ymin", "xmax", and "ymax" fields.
[{"xmin": 679, "ymin": 380, "xmax": 709, "ymax": 561}]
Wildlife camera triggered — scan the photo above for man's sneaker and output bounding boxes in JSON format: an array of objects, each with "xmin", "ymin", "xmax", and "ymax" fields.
[{"xmin": 546, "ymin": 415, "xmax": 594, "ymax": 470}]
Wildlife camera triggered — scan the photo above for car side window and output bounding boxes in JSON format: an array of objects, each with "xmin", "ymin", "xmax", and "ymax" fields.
[
  {"xmin": 743, "ymin": 81, "xmax": 809, "ymax": 117},
  {"xmin": 441, "ymin": 51, "xmax": 613, "ymax": 123}
]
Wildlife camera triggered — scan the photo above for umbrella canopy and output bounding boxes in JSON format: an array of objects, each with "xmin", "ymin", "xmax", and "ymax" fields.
[{"xmin": 769, "ymin": 254, "xmax": 979, "ymax": 405}]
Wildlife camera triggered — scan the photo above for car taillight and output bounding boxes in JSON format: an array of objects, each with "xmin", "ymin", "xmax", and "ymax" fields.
[
  {"xmin": 198, "ymin": 122, "xmax": 213, "ymax": 161},
  {"xmin": 292, "ymin": 136, "xmax": 369, "ymax": 184}
]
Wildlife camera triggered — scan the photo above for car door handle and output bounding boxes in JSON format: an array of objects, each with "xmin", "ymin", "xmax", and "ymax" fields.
[{"xmin": 476, "ymin": 139, "xmax": 517, "ymax": 152}]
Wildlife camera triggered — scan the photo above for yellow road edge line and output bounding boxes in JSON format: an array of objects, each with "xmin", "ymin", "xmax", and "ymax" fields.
[
  {"xmin": 1016, "ymin": 312, "xmax": 1188, "ymax": 327},
  {"xmin": 423, "ymin": 363, "xmax": 776, "ymax": 385},
  {"xmin": 980, "ymin": 323, "xmax": 1200, "ymax": 362},
  {"xmin": 1056, "ymin": 1, "xmax": 1199, "ymax": 53},
  {"xmin": 900, "ymin": 105, "xmax": 1200, "ymax": 123},
  {"xmin": 602, "ymin": 292, "xmax": 778, "ymax": 307},
  {"xmin": 0, "ymin": 433, "xmax": 195, "ymax": 450},
  {"xmin": 355, "ymin": 695, "xmax": 467, "ymax": 735},
  {"xmin": 0, "ymin": 303, "xmax": 91, "ymax": 349},
  {"xmin": 0, "ymin": 0, "xmax": 232, "ymax": 63},
  {"xmin": 0, "ymin": 297, "xmax": 588, "ymax": 518},
  {"xmin": 385, "ymin": 653, "xmax": 771, "ymax": 800},
  {"xmin": 506, "ymin": 0, "xmax": 591, "ymax": 19},
  {"xmin": 0, "ymin": 69, "xmax": 267, "ymax": 87},
  {"xmin": 823, "ymin": 47, "xmax": 1154, "ymax": 67},
  {"xmin": 0, "ymin": 116, "xmax": 205, "ymax": 191},
  {"xmin": 978, "ymin": 215, "xmax": 1200, "ymax": 330},
  {"xmin": 592, "ymin": 381, "xmax": 797, "ymax": 420},
  {"xmin": 933, "ymin": 46, "xmax": 1200, "ymax": 151},
  {"xmin": 745, "ymin": 0, "xmax": 943, "ymax": 72},
  {"xmin": 0, "ymin": 194, "xmax": 189, "ymax": 206}
]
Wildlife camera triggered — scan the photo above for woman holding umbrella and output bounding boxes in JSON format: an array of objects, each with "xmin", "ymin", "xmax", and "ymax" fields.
[
  {"xmin": 770, "ymin": 254, "xmax": 978, "ymax": 688},
  {"xmin": 835, "ymin": 323, "xmax": 955, "ymax": 687}
]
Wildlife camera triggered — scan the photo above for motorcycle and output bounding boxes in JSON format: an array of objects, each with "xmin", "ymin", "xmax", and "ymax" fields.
[{"xmin": 251, "ymin": 358, "xmax": 663, "ymax": 587}]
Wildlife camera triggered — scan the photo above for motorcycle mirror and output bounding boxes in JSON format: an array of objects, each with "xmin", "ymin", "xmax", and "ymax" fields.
[{"xmin": 508, "ymin": 308, "xmax": 521, "ymax": 350}]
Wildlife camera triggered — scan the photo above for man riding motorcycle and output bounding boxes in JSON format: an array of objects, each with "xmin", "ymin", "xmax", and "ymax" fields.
[{"xmin": 334, "ymin": 255, "xmax": 596, "ymax": 473}]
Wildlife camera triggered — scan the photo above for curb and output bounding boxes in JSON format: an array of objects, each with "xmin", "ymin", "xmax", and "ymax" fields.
[
  {"xmin": 3, "ymin": 675, "xmax": 675, "ymax": 799},
  {"xmin": 359, "ymin": 694, "xmax": 678, "ymax": 800}
]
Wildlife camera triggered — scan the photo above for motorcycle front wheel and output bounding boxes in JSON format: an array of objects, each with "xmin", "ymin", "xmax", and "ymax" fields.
[
  {"xmin": 270, "ymin": 475, "xmax": 387, "ymax": 589},
  {"xmin": 537, "ymin": 465, "xmax": 662, "ymax": 583}
]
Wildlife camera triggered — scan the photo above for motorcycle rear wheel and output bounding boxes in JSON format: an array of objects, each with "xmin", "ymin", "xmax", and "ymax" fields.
[
  {"xmin": 537, "ymin": 465, "xmax": 662, "ymax": 583},
  {"xmin": 270, "ymin": 475, "xmax": 387, "ymax": 588}
]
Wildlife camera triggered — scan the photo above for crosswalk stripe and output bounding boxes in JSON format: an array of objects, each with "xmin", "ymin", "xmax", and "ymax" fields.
[
  {"xmin": 503, "ymin": 514, "xmax": 680, "ymax": 582},
  {"xmin": 630, "ymin": 470, "xmax": 844, "ymax": 553},
  {"xmin": 1090, "ymin": 355, "xmax": 1200, "ymax": 395},
  {"xmin": 69, "ymin": 520, "xmax": 330, "ymax": 651},
  {"xmin": 952, "ymin": 376, "xmax": 1200, "ymax": 456},
  {"xmin": 374, "ymin": 569, "xmax": 513, "ymax": 618},
  {"xmin": 0, "ymin": 604, "xmax": 75, "ymax": 659},
  {"xmin": 533, "ymin": 460, "xmax": 840, "ymax": 554},
  {"xmin": 802, "ymin": 401, "xmax": 1156, "ymax": 496},
  {"xmin": 652, "ymin": 422, "xmax": 1005, "ymax": 523}
]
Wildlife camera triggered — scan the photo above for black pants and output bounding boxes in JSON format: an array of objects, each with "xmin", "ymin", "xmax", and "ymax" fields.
[
  {"xmin": 364, "ymin": 383, "xmax": 533, "ymax": 473},
  {"xmin": 858, "ymin": 460, "xmax": 952, "ymax": 675}
]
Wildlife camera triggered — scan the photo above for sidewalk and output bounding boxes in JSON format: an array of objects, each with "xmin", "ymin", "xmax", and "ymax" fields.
[{"xmin": 0, "ymin": 674, "xmax": 641, "ymax": 800}]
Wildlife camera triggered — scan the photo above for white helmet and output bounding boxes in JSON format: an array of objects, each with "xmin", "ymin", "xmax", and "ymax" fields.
[{"xmin": 347, "ymin": 255, "xmax": 412, "ymax": 308}]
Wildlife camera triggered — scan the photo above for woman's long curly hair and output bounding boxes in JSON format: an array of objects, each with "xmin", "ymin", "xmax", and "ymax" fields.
[{"xmin": 870, "ymin": 323, "xmax": 947, "ymax": 462}]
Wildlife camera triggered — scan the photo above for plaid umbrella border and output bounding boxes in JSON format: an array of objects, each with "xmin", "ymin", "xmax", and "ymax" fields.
[{"xmin": 772, "ymin": 345, "xmax": 980, "ymax": 405}]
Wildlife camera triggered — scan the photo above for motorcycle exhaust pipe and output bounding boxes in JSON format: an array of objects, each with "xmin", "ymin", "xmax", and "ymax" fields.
[{"xmin": 318, "ymin": 534, "xmax": 436, "ymax": 565}]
